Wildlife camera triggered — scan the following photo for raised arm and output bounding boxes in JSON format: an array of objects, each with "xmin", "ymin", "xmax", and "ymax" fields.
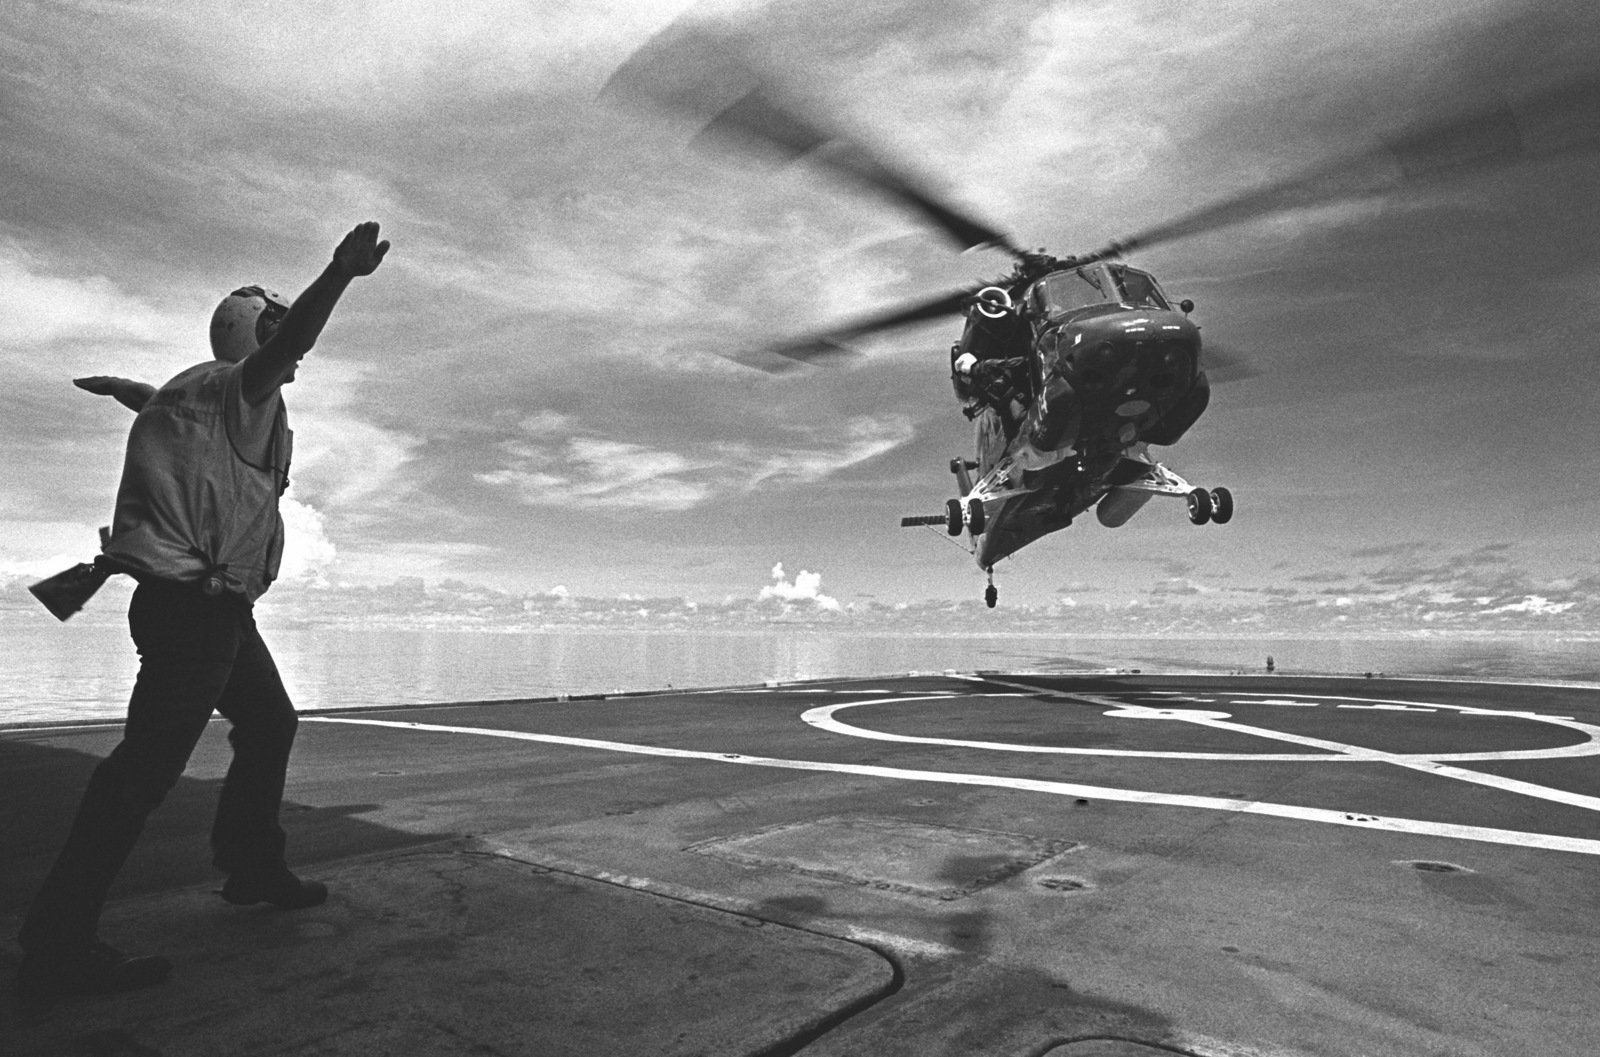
[
  {"xmin": 242, "ymin": 221, "xmax": 389, "ymax": 404},
  {"xmin": 75, "ymin": 376, "xmax": 156, "ymax": 413}
]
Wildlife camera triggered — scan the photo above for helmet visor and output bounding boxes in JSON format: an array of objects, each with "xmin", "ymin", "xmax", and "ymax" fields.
[{"xmin": 252, "ymin": 293, "xmax": 288, "ymax": 346}]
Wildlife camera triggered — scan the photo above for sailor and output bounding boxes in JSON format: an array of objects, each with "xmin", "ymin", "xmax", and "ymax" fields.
[
  {"xmin": 14, "ymin": 222, "xmax": 390, "ymax": 1006},
  {"xmin": 954, "ymin": 350, "xmax": 1032, "ymax": 435}
]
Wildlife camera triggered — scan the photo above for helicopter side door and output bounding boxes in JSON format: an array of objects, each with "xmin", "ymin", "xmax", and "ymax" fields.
[{"xmin": 974, "ymin": 405, "xmax": 1007, "ymax": 478}]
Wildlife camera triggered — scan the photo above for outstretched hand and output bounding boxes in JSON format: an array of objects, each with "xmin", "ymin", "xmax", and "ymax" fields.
[
  {"xmin": 74, "ymin": 376, "xmax": 124, "ymax": 397},
  {"xmin": 74, "ymin": 376, "xmax": 156, "ymax": 412},
  {"xmin": 332, "ymin": 221, "xmax": 390, "ymax": 278}
]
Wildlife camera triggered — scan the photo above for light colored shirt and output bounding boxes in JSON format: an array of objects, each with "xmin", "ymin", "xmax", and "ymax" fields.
[{"xmin": 101, "ymin": 360, "xmax": 291, "ymax": 602}]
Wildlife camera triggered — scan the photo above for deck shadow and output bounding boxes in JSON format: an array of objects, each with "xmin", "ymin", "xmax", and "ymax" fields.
[{"xmin": 0, "ymin": 730, "xmax": 449, "ymax": 915}]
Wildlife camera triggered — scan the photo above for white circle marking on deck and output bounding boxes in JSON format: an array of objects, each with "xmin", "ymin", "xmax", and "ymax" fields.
[
  {"xmin": 307, "ymin": 701, "xmax": 1600, "ymax": 857},
  {"xmin": 799, "ymin": 689, "xmax": 1600, "ymax": 765}
]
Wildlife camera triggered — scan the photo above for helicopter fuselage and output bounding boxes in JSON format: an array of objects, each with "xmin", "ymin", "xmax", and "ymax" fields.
[{"xmin": 949, "ymin": 261, "xmax": 1214, "ymax": 569}]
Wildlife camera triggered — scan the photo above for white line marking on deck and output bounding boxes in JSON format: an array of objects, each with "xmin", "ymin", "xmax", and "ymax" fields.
[
  {"xmin": 1336, "ymin": 703, "xmax": 1436, "ymax": 712},
  {"xmin": 801, "ymin": 700, "xmax": 1337, "ymax": 761},
  {"xmin": 918, "ymin": 681, "xmax": 1600, "ymax": 766},
  {"xmin": 306, "ymin": 711, "xmax": 1600, "ymax": 857},
  {"xmin": 979, "ymin": 680, "xmax": 1600, "ymax": 816}
]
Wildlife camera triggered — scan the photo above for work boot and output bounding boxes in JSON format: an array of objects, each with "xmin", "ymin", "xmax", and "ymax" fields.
[
  {"xmin": 14, "ymin": 942, "xmax": 173, "ymax": 1006},
  {"xmin": 220, "ymin": 868, "xmax": 328, "ymax": 909}
]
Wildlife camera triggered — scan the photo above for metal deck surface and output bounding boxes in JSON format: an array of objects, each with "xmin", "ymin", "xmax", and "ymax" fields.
[{"xmin": 4, "ymin": 672, "xmax": 1598, "ymax": 1055}]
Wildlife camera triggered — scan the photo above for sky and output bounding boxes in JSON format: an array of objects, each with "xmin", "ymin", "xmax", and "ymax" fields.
[{"xmin": 5, "ymin": 0, "xmax": 1600, "ymax": 634}]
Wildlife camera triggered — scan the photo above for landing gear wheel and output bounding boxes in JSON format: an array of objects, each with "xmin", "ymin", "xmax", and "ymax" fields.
[
  {"xmin": 985, "ymin": 584, "xmax": 998, "ymax": 608},
  {"xmin": 1209, "ymin": 486, "xmax": 1234, "ymax": 524},
  {"xmin": 966, "ymin": 498, "xmax": 986, "ymax": 535},
  {"xmin": 945, "ymin": 499, "xmax": 963, "ymax": 536},
  {"xmin": 1186, "ymin": 487, "xmax": 1213, "ymax": 525}
]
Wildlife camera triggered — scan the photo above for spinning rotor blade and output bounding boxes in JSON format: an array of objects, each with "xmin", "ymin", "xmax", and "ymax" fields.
[
  {"xmin": 763, "ymin": 284, "xmax": 987, "ymax": 367},
  {"xmin": 1199, "ymin": 342, "xmax": 1262, "ymax": 385},
  {"xmin": 732, "ymin": 339, "xmax": 866, "ymax": 375},
  {"xmin": 1081, "ymin": 73, "xmax": 1600, "ymax": 262},
  {"xmin": 605, "ymin": 25, "xmax": 1023, "ymax": 256},
  {"xmin": 699, "ymin": 87, "xmax": 1024, "ymax": 256}
]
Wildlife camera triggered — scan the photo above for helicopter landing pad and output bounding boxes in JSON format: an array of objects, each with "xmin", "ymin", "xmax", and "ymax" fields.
[{"xmin": 5, "ymin": 673, "xmax": 1598, "ymax": 1056}]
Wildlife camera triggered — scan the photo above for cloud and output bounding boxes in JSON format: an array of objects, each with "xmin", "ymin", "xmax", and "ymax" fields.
[
  {"xmin": 7, "ymin": 0, "xmax": 1600, "ymax": 618},
  {"xmin": 476, "ymin": 438, "xmax": 712, "ymax": 512},
  {"xmin": 1363, "ymin": 542, "xmax": 1525, "ymax": 594},
  {"xmin": 293, "ymin": 540, "xmax": 498, "ymax": 587},
  {"xmin": 284, "ymin": 360, "xmax": 422, "ymax": 510},
  {"xmin": 0, "ymin": 248, "xmax": 182, "ymax": 347},
  {"xmin": 1482, "ymin": 595, "xmax": 1577, "ymax": 616},
  {"xmin": 152, "ymin": 0, "xmax": 701, "ymax": 108},
  {"xmin": 727, "ymin": 415, "xmax": 915, "ymax": 488},
  {"xmin": 277, "ymin": 498, "xmax": 337, "ymax": 585},
  {"xmin": 0, "ymin": 520, "xmax": 104, "ymax": 579},
  {"xmin": 520, "ymin": 411, "xmax": 574, "ymax": 435},
  {"xmin": 1294, "ymin": 569, "xmax": 1353, "ymax": 584},
  {"xmin": 1151, "ymin": 577, "xmax": 1205, "ymax": 597},
  {"xmin": 475, "ymin": 414, "xmax": 914, "ymax": 512},
  {"xmin": 759, "ymin": 561, "xmax": 842, "ymax": 611}
]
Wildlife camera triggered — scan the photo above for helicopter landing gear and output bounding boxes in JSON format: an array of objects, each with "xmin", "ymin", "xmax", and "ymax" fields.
[
  {"xmin": 1186, "ymin": 486, "xmax": 1235, "ymax": 526},
  {"xmin": 1209, "ymin": 486, "xmax": 1234, "ymax": 524},
  {"xmin": 984, "ymin": 569, "xmax": 997, "ymax": 609},
  {"xmin": 946, "ymin": 497, "xmax": 986, "ymax": 535},
  {"xmin": 1110, "ymin": 455, "xmax": 1233, "ymax": 529}
]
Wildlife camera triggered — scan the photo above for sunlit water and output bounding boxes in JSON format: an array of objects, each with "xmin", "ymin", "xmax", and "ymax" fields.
[{"xmin": 4, "ymin": 620, "xmax": 1599, "ymax": 728}]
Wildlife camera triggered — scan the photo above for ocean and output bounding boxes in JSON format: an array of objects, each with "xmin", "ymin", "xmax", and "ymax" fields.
[{"xmin": 4, "ymin": 620, "xmax": 1600, "ymax": 728}]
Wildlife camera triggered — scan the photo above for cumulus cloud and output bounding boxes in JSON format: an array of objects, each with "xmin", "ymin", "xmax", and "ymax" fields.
[
  {"xmin": 280, "ymin": 360, "xmax": 421, "ymax": 510},
  {"xmin": 759, "ymin": 561, "xmax": 842, "ymax": 611},
  {"xmin": 277, "ymin": 498, "xmax": 338, "ymax": 585}
]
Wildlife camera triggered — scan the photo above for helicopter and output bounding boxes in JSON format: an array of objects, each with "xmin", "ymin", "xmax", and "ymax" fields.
[
  {"xmin": 892, "ymin": 251, "xmax": 1229, "ymax": 610},
  {"xmin": 607, "ymin": 25, "xmax": 1600, "ymax": 607}
]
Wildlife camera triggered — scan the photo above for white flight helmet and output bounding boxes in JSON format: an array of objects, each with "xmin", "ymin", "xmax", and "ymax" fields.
[{"xmin": 209, "ymin": 285, "xmax": 290, "ymax": 362}]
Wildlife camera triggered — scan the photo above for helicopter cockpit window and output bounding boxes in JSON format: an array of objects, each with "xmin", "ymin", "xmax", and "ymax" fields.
[
  {"xmin": 1109, "ymin": 265, "xmax": 1169, "ymax": 309},
  {"xmin": 1031, "ymin": 267, "xmax": 1114, "ymax": 319}
]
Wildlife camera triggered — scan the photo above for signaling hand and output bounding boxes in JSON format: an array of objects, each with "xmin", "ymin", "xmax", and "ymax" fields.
[
  {"xmin": 74, "ymin": 376, "xmax": 125, "ymax": 397},
  {"xmin": 74, "ymin": 376, "xmax": 156, "ymax": 412},
  {"xmin": 332, "ymin": 221, "xmax": 390, "ymax": 278}
]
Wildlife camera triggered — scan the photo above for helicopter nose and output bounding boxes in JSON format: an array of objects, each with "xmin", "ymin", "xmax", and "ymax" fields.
[{"xmin": 1050, "ymin": 311, "xmax": 1199, "ymax": 394}]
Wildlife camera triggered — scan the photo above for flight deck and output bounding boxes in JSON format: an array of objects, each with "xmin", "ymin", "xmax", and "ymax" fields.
[{"xmin": 4, "ymin": 672, "xmax": 1598, "ymax": 1056}]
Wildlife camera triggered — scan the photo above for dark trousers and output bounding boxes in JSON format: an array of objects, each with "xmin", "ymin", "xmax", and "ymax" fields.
[{"xmin": 19, "ymin": 580, "xmax": 299, "ymax": 952}]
